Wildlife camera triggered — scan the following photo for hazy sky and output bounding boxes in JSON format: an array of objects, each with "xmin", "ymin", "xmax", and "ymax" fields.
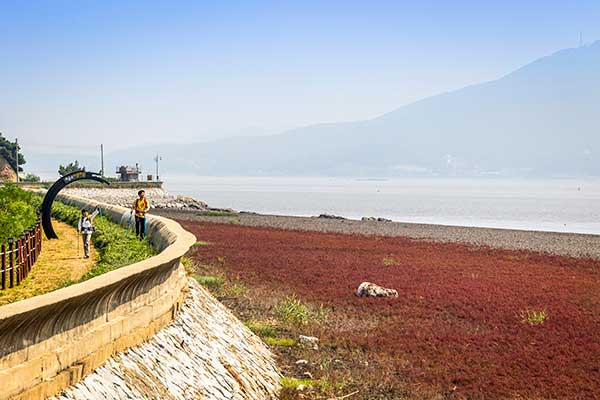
[{"xmin": 1, "ymin": 1, "xmax": 599, "ymax": 155}]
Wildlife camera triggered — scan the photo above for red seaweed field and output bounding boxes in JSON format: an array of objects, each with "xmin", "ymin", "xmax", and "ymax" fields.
[{"xmin": 182, "ymin": 221, "xmax": 600, "ymax": 399}]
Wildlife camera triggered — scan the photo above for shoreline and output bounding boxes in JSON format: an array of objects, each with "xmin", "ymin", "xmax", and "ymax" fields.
[
  {"xmin": 59, "ymin": 187, "xmax": 600, "ymax": 259},
  {"xmin": 156, "ymin": 208, "xmax": 600, "ymax": 260}
]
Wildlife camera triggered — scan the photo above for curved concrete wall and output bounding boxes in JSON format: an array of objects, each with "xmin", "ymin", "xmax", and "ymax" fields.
[{"xmin": 0, "ymin": 193, "xmax": 196, "ymax": 400}]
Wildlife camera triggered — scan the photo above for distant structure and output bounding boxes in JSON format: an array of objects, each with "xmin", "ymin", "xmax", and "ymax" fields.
[
  {"xmin": 0, "ymin": 153, "xmax": 17, "ymax": 182},
  {"xmin": 116, "ymin": 163, "xmax": 141, "ymax": 182}
]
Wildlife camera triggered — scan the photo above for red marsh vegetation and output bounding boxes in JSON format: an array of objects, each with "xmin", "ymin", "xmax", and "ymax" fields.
[{"xmin": 182, "ymin": 221, "xmax": 600, "ymax": 399}]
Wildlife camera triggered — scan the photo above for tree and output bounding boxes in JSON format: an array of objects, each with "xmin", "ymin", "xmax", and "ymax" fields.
[
  {"xmin": 22, "ymin": 173, "xmax": 41, "ymax": 182},
  {"xmin": 0, "ymin": 134, "xmax": 26, "ymax": 172},
  {"xmin": 58, "ymin": 160, "xmax": 85, "ymax": 176}
]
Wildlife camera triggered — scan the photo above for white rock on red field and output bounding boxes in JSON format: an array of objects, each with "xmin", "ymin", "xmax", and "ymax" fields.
[
  {"xmin": 356, "ymin": 282, "xmax": 398, "ymax": 298},
  {"xmin": 298, "ymin": 335, "xmax": 319, "ymax": 350}
]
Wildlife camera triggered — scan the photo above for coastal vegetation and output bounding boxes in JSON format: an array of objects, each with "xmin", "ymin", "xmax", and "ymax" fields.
[
  {"xmin": 58, "ymin": 160, "xmax": 85, "ymax": 176},
  {"xmin": 182, "ymin": 220, "xmax": 600, "ymax": 400},
  {"xmin": 0, "ymin": 185, "xmax": 38, "ymax": 243}
]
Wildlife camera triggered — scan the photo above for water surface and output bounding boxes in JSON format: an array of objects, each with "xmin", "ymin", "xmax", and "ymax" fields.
[{"xmin": 164, "ymin": 176, "xmax": 600, "ymax": 234}]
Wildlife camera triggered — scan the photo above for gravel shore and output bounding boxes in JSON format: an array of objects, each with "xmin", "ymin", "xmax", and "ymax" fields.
[{"xmin": 156, "ymin": 209, "xmax": 600, "ymax": 260}]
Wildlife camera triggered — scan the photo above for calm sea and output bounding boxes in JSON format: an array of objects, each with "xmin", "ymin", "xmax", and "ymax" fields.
[{"xmin": 163, "ymin": 175, "xmax": 600, "ymax": 235}]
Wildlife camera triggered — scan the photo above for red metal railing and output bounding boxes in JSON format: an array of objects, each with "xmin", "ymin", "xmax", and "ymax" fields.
[{"xmin": 0, "ymin": 220, "xmax": 42, "ymax": 290}]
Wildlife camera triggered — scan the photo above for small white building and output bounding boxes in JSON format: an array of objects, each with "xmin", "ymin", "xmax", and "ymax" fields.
[{"xmin": 116, "ymin": 164, "xmax": 141, "ymax": 182}]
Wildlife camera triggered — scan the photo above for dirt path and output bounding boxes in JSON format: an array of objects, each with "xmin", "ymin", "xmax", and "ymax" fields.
[{"xmin": 0, "ymin": 220, "xmax": 97, "ymax": 305}]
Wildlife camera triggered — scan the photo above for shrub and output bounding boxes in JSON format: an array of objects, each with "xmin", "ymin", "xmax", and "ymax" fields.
[
  {"xmin": 244, "ymin": 320, "xmax": 278, "ymax": 338},
  {"xmin": 21, "ymin": 173, "xmax": 41, "ymax": 183},
  {"xmin": 519, "ymin": 309, "xmax": 548, "ymax": 326},
  {"xmin": 264, "ymin": 337, "xmax": 296, "ymax": 347},
  {"xmin": 193, "ymin": 275, "xmax": 225, "ymax": 290},
  {"xmin": 0, "ymin": 185, "xmax": 38, "ymax": 243},
  {"xmin": 275, "ymin": 296, "xmax": 310, "ymax": 326},
  {"xmin": 281, "ymin": 377, "xmax": 314, "ymax": 389},
  {"xmin": 383, "ymin": 255, "xmax": 399, "ymax": 266}
]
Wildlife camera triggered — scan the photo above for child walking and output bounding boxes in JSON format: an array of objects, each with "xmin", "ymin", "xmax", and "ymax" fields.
[{"xmin": 77, "ymin": 208, "xmax": 99, "ymax": 258}]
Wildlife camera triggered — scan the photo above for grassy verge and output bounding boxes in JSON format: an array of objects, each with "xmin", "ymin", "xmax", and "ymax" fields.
[{"xmin": 48, "ymin": 200, "xmax": 156, "ymax": 280}]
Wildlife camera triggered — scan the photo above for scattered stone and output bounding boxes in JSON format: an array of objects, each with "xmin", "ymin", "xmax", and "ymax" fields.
[
  {"xmin": 356, "ymin": 282, "xmax": 398, "ymax": 298},
  {"xmin": 317, "ymin": 214, "xmax": 346, "ymax": 220},
  {"xmin": 303, "ymin": 371, "xmax": 313, "ymax": 379},
  {"xmin": 362, "ymin": 216, "xmax": 392, "ymax": 222},
  {"xmin": 295, "ymin": 359, "xmax": 309, "ymax": 365},
  {"xmin": 61, "ymin": 188, "xmax": 212, "ymax": 212},
  {"xmin": 296, "ymin": 384, "xmax": 307, "ymax": 392},
  {"xmin": 298, "ymin": 335, "xmax": 319, "ymax": 350}
]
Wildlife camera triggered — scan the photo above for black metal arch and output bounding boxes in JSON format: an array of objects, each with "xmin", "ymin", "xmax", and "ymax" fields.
[{"xmin": 41, "ymin": 171, "xmax": 110, "ymax": 239}]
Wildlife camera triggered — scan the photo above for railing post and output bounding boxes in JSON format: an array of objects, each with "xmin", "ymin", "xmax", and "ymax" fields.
[
  {"xmin": 24, "ymin": 231, "xmax": 31, "ymax": 279},
  {"xmin": 16, "ymin": 237, "xmax": 22, "ymax": 286},
  {"xmin": 28, "ymin": 229, "xmax": 33, "ymax": 274},
  {"xmin": 32, "ymin": 227, "xmax": 37, "ymax": 265},
  {"xmin": 38, "ymin": 222, "xmax": 42, "ymax": 253},
  {"xmin": 1, "ymin": 243, "xmax": 5, "ymax": 290},
  {"xmin": 8, "ymin": 238, "xmax": 14, "ymax": 288}
]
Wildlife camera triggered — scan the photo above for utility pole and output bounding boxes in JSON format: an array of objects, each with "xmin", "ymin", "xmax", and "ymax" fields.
[
  {"xmin": 580, "ymin": 32, "xmax": 584, "ymax": 47},
  {"xmin": 14, "ymin": 138, "xmax": 19, "ymax": 183},
  {"xmin": 154, "ymin": 154, "xmax": 162, "ymax": 182},
  {"xmin": 100, "ymin": 144, "xmax": 104, "ymax": 176}
]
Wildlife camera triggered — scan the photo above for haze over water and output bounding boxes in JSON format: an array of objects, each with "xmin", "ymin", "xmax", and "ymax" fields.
[{"xmin": 164, "ymin": 176, "xmax": 600, "ymax": 235}]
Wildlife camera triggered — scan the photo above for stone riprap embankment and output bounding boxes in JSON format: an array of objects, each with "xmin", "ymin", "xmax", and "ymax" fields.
[
  {"xmin": 62, "ymin": 188, "xmax": 211, "ymax": 211},
  {"xmin": 52, "ymin": 279, "xmax": 281, "ymax": 400}
]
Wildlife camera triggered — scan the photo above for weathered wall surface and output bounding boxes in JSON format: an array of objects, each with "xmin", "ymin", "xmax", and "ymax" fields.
[{"xmin": 0, "ymin": 193, "xmax": 196, "ymax": 399}]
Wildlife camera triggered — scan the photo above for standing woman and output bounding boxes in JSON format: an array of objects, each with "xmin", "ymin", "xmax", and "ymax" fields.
[
  {"xmin": 77, "ymin": 209, "xmax": 99, "ymax": 258},
  {"xmin": 133, "ymin": 190, "xmax": 150, "ymax": 239}
]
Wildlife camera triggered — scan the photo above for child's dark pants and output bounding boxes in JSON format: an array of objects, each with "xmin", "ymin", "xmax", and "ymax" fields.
[{"xmin": 135, "ymin": 216, "xmax": 146, "ymax": 238}]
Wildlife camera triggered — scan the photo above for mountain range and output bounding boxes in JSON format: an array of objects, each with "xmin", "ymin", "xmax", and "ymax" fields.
[{"xmin": 28, "ymin": 41, "xmax": 600, "ymax": 178}]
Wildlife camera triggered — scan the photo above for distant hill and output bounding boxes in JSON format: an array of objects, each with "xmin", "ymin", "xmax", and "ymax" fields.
[{"xmin": 30, "ymin": 41, "xmax": 600, "ymax": 178}]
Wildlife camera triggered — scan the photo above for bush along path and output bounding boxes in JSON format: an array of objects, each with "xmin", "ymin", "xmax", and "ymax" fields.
[
  {"xmin": 0, "ymin": 185, "xmax": 38, "ymax": 244},
  {"xmin": 48, "ymin": 200, "xmax": 156, "ymax": 280}
]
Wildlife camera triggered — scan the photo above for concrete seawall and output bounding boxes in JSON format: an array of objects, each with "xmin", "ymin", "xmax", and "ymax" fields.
[{"xmin": 0, "ymin": 193, "xmax": 195, "ymax": 399}]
